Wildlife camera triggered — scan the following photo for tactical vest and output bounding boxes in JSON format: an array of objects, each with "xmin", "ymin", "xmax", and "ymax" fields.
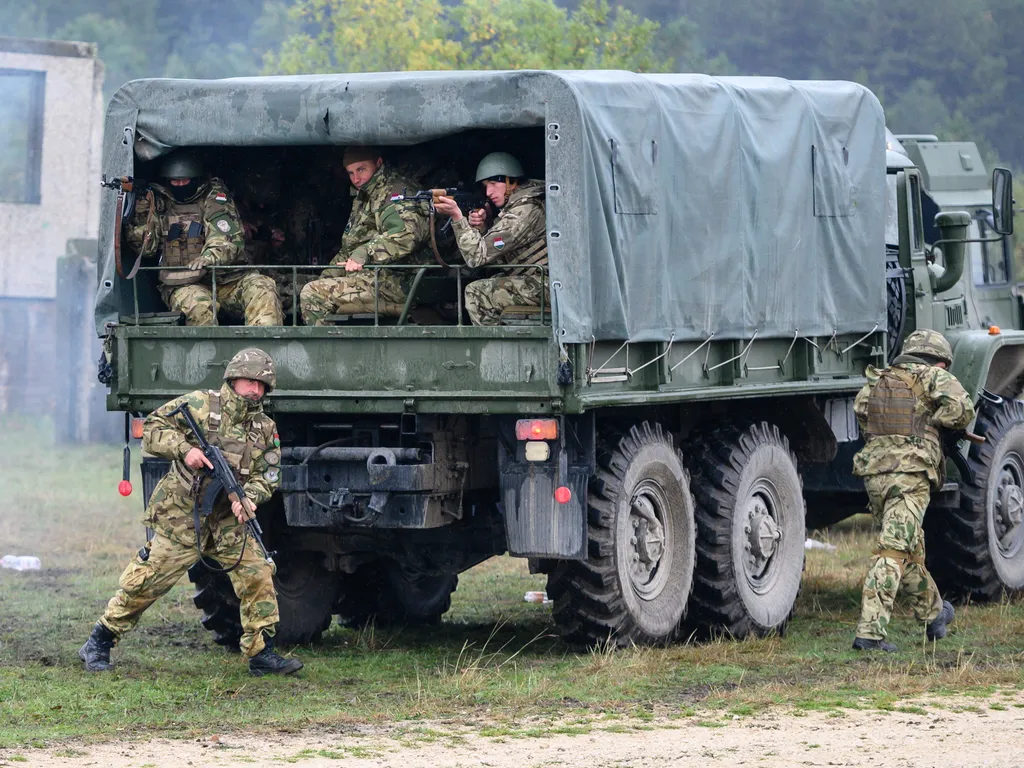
[
  {"xmin": 207, "ymin": 389, "xmax": 269, "ymax": 485},
  {"xmin": 159, "ymin": 200, "xmax": 207, "ymax": 286},
  {"xmin": 862, "ymin": 366, "xmax": 940, "ymax": 448},
  {"xmin": 507, "ymin": 236, "xmax": 549, "ymax": 277}
]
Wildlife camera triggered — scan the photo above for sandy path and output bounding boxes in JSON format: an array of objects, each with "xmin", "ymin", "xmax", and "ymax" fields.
[{"xmin": 3, "ymin": 694, "xmax": 1022, "ymax": 768}]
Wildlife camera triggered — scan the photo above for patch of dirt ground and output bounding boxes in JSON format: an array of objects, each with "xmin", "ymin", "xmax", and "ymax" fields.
[{"xmin": 3, "ymin": 693, "xmax": 1023, "ymax": 768}]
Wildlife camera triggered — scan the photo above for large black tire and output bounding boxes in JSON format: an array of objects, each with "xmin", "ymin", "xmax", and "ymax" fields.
[
  {"xmin": 274, "ymin": 553, "xmax": 339, "ymax": 645},
  {"xmin": 188, "ymin": 551, "xmax": 338, "ymax": 647},
  {"xmin": 689, "ymin": 422, "xmax": 805, "ymax": 638},
  {"xmin": 188, "ymin": 562, "xmax": 242, "ymax": 649},
  {"xmin": 336, "ymin": 560, "xmax": 458, "ymax": 628},
  {"xmin": 547, "ymin": 422, "xmax": 696, "ymax": 648},
  {"xmin": 926, "ymin": 399, "xmax": 1024, "ymax": 602}
]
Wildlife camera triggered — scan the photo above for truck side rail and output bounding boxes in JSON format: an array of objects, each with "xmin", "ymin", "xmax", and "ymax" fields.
[{"xmin": 122, "ymin": 262, "xmax": 550, "ymax": 328}]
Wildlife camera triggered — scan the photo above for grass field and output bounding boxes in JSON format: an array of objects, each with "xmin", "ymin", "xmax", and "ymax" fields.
[{"xmin": 2, "ymin": 417, "xmax": 1023, "ymax": 749}]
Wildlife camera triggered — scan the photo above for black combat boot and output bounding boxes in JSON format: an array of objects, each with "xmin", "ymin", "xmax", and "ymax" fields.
[
  {"xmin": 249, "ymin": 632, "xmax": 303, "ymax": 677},
  {"xmin": 79, "ymin": 622, "xmax": 116, "ymax": 672},
  {"xmin": 852, "ymin": 637, "xmax": 897, "ymax": 652},
  {"xmin": 926, "ymin": 601, "xmax": 955, "ymax": 641}
]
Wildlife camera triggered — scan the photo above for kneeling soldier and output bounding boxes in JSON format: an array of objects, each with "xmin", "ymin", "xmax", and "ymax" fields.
[{"xmin": 79, "ymin": 348, "xmax": 302, "ymax": 676}]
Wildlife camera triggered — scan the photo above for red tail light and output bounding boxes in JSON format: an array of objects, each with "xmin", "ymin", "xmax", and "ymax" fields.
[{"xmin": 515, "ymin": 419, "xmax": 558, "ymax": 441}]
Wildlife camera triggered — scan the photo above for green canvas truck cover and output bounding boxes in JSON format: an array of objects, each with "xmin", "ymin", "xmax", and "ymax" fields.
[{"xmin": 95, "ymin": 70, "xmax": 886, "ymax": 344}]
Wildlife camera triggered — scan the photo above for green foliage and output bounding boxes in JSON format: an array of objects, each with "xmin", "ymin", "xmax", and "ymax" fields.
[
  {"xmin": 637, "ymin": 0, "xmax": 1024, "ymax": 168},
  {"xmin": 265, "ymin": 0, "xmax": 666, "ymax": 74}
]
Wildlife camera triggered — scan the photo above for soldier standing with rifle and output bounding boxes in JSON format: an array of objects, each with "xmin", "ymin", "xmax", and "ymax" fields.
[
  {"xmin": 851, "ymin": 329, "xmax": 976, "ymax": 652},
  {"xmin": 78, "ymin": 349, "xmax": 303, "ymax": 676}
]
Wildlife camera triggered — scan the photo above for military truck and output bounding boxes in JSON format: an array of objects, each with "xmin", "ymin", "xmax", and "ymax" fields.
[{"xmin": 95, "ymin": 72, "xmax": 1015, "ymax": 649}]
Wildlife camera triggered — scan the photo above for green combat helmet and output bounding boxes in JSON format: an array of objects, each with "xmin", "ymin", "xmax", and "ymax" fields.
[
  {"xmin": 158, "ymin": 151, "xmax": 205, "ymax": 180},
  {"xmin": 475, "ymin": 152, "xmax": 525, "ymax": 182},
  {"xmin": 900, "ymin": 329, "xmax": 953, "ymax": 366},
  {"xmin": 224, "ymin": 348, "xmax": 277, "ymax": 392}
]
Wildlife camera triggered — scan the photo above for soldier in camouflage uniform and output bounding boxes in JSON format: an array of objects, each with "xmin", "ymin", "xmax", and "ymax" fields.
[
  {"xmin": 851, "ymin": 329, "xmax": 974, "ymax": 652},
  {"xmin": 235, "ymin": 161, "xmax": 311, "ymax": 318},
  {"xmin": 126, "ymin": 151, "xmax": 283, "ymax": 326},
  {"xmin": 433, "ymin": 152, "xmax": 547, "ymax": 326},
  {"xmin": 79, "ymin": 349, "xmax": 303, "ymax": 676},
  {"xmin": 299, "ymin": 147, "xmax": 430, "ymax": 325}
]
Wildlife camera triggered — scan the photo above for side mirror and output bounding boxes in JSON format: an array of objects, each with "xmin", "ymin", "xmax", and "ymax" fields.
[{"xmin": 992, "ymin": 167, "xmax": 1014, "ymax": 235}]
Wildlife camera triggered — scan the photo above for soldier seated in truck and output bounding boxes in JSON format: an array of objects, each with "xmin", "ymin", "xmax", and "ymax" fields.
[
  {"xmin": 298, "ymin": 146, "xmax": 432, "ymax": 325},
  {"xmin": 126, "ymin": 151, "xmax": 284, "ymax": 326},
  {"xmin": 233, "ymin": 159, "xmax": 314, "ymax": 318},
  {"xmin": 432, "ymin": 151, "xmax": 548, "ymax": 326}
]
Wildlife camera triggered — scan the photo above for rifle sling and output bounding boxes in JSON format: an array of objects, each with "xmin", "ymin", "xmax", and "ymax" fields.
[
  {"xmin": 193, "ymin": 474, "xmax": 248, "ymax": 574},
  {"xmin": 428, "ymin": 211, "xmax": 450, "ymax": 269},
  {"xmin": 114, "ymin": 190, "xmax": 145, "ymax": 280}
]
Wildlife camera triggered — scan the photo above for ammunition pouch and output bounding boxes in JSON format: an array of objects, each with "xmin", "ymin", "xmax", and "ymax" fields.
[{"xmin": 160, "ymin": 215, "xmax": 207, "ymax": 286}]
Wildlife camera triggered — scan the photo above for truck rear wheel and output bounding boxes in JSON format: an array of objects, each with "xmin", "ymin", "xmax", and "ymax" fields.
[
  {"xmin": 547, "ymin": 422, "xmax": 696, "ymax": 647},
  {"xmin": 189, "ymin": 561, "xmax": 242, "ymax": 649},
  {"xmin": 689, "ymin": 422, "xmax": 805, "ymax": 637},
  {"xmin": 927, "ymin": 399, "xmax": 1024, "ymax": 601},
  {"xmin": 336, "ymin": 561, "xmax": 458, "ymax": 628},
  {"xmin": 188, "ymin": 551, "xmax": 338, "ymax": 647},
  {"xmin": 274, "ymin": 554, "xmax": 339, "ymax": 644}
]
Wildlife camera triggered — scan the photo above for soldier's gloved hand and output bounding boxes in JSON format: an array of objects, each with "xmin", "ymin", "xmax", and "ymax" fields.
[
  {"xmin": 184, "ymin": 447, "xmax": 214, "ymax": 471},
  {"xmin": 232, "ymin": 496, "xmax": 257, "ymax": 524}
]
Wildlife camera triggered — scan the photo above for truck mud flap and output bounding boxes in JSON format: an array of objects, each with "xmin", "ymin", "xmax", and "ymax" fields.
[
  {"xmin": 500, "ymin": 466, "xmax": 588, "ymax": 559},
  {"xmin": 141, "ymin": 457, "xmax": 170, "ymax": 508}
]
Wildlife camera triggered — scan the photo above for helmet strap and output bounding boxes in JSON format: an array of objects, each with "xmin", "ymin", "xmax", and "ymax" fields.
[{"xmin": 504, "ymin": 177, "xmax": 518, "ymax": 206}]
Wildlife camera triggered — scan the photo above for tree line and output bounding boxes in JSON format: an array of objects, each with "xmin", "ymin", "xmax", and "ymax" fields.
[{"xmin": 2, "ymin": 0, "xmax": 1022, "ymax": 169}]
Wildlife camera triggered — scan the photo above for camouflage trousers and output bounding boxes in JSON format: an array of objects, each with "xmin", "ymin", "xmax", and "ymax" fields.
[
  {"xmin": 299, "ymin": 271, "xmax": 406, "ymax": 325},
  {"xmin": 855, "ymin": 472, "xmax": 944, "ymax": 640},
  {"xmin": 161, "ymin": 271, "xmax": 284, "ymax": 326},
  {"xmin": 464, "ymin": 275, "xmax": 548, "ymax": 326},
  {"xmin": 269, "ymin": 271, "xmax": 314, "ymax": 316},
  {"xmin": 100, "ymin": 495, "xmax": 279, "ymax": 659}
]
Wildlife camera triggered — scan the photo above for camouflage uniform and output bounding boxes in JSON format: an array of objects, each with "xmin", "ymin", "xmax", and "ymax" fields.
[
  {"xmin": 299, "ymin": 165, "xmax": 430, "ymax": 324},
  {"xmin": 852, "ymin": 341, "xmax": 974, "ymax": 641},
  {"xmin": 237, "ymin": 197, "xmax": 310, "ymax": 317},
  {"xmin": 127, "ymin": 180, "xmax": 284, "ymax": 326},
  {"xmin": 98, "ymin": 369, "xmax": 282, "ymax": 659},
  {"xmin": 454, "ymin": 180, "xmax": 547, "ymax": 326}
]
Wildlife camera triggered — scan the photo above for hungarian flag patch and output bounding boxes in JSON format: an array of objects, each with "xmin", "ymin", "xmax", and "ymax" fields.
[
  {"xmin": 493, "ymin": 237, "xmax": 505, "ymax": 250},
  {"xmin": 214, "ymin": 193, "xmax": 228, "ymax": 203}
]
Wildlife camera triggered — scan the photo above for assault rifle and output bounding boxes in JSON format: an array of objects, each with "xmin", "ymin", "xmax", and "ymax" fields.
[
  {"xmin": 390, "ymin": 187, "xmax": 491, "ymax": 217},
  {"xmin": 100, "ymin": 175, "xmax": 151, "ymax": 221},
  {"xmin": 941, "ymin": 391, "xmax": 998, "ymax": 486},
  {"xmin": 167, "ymin": 402, "xmax": 276, "ymax": 569}
]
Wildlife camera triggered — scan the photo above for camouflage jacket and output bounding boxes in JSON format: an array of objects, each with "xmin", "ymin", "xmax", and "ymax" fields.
[
  {"xmin": 452, "ymin": 180, "xmax": 546, "ymax": 269},
  {"xmin": 143, "ymin": 383, "xmax": 281, "ymax": 512},
  {"xmin": 325, "ymin": 165, "xmax": 430, "ymax": 277},
  {"xmin": 126, "ymin": 179, "xmax": 246, "ymax": 281},
  {"xmin": 853, "ymin": 357, "xmax": 974, "ymax": 485}
]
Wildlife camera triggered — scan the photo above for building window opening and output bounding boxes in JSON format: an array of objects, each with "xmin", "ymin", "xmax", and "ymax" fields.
[{"xmin": 0, "ymin": 69, "xmax": 46, "ymax": 205}]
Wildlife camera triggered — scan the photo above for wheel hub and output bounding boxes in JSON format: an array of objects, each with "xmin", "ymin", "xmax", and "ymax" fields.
[
  {"xmin": 995, "ymin": 465, "xmax": 1024, "ymax": 553},
  {"xmin": 743, "ymin": 491, "xmax": 782, "ymax": 583},
  {"xmin": 627, "ymin": 486, "xmax": 670, "ymax": 599}
]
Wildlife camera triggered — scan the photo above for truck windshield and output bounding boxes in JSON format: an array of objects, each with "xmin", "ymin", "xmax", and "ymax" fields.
[{"xmin": 884, "ymin": 173, "xmax": 900, "ymax": 246}]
